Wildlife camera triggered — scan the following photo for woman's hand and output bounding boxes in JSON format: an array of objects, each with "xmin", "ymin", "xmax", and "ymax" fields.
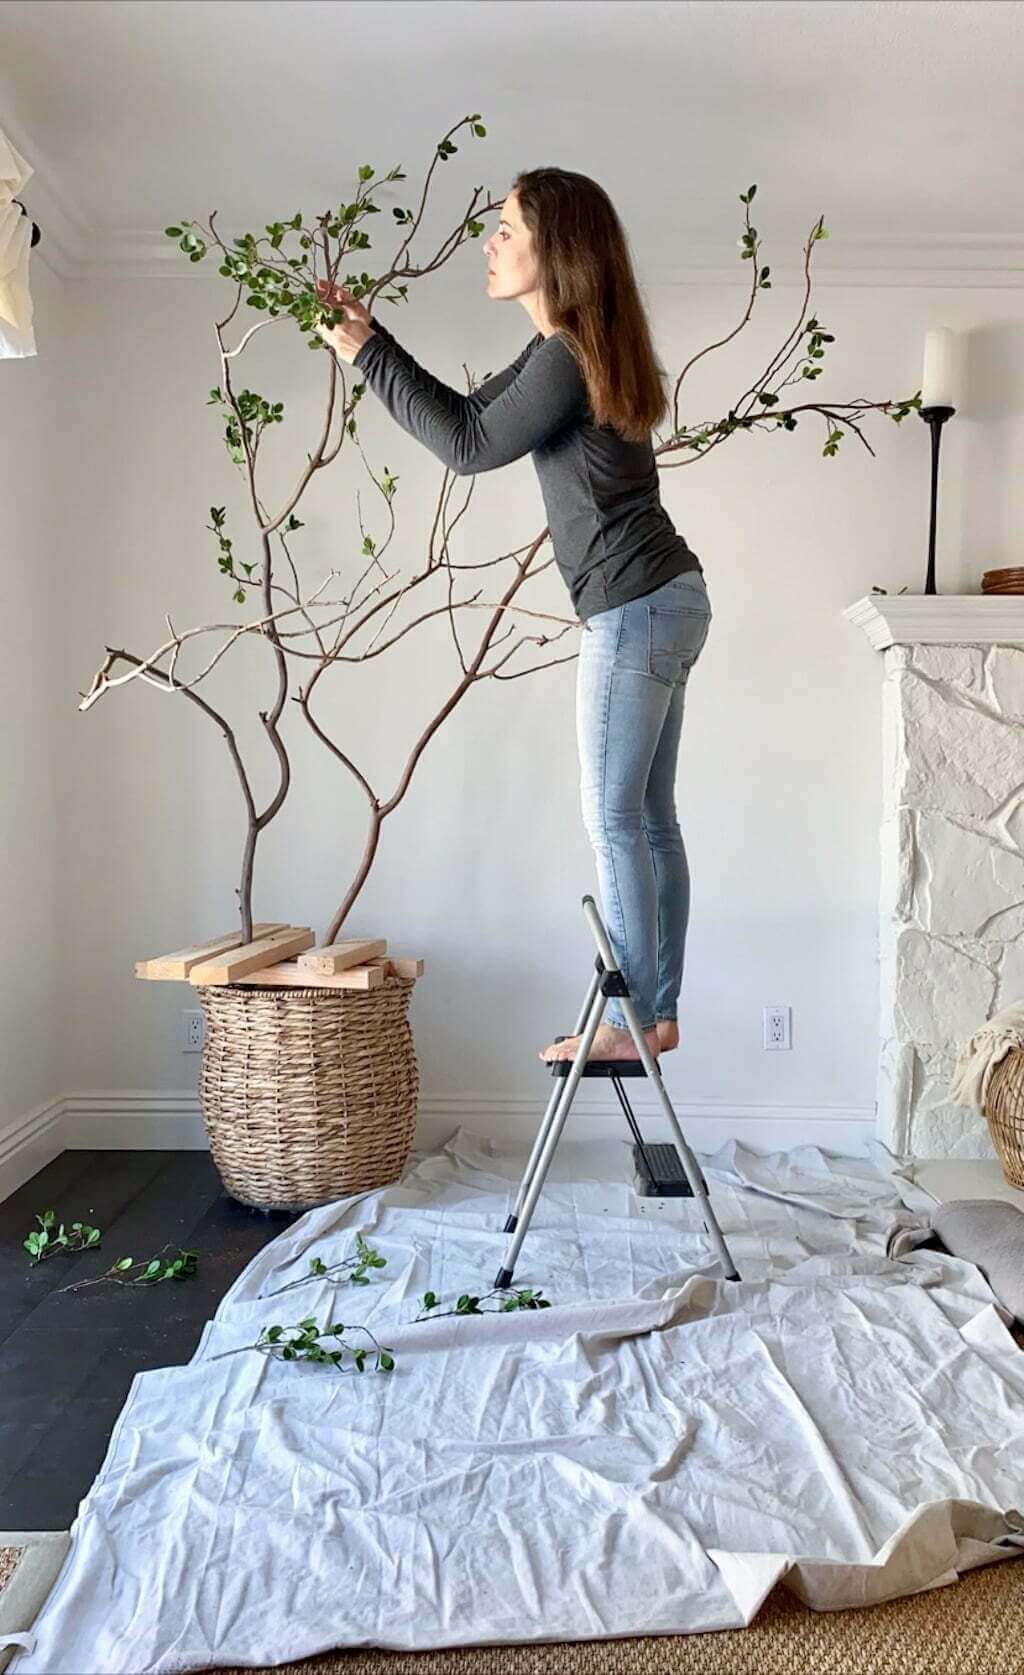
[{"xmin": 314, "ymin": 280, "xmax": 376, "ymax": 365}]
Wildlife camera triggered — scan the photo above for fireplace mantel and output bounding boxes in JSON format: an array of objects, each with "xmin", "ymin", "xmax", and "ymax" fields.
[
  {"xmin": 844, "ymin": 594, "xmax": 1024, "ymax": 1158},
  {"xmin": 844, "ymin": 593, "xmax": 1024, "ymax": 650}
]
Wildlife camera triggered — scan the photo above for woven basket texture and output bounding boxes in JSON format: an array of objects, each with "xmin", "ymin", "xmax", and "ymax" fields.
[
  {"xmin": 985, "ymin": 1047, "xmax": 1024, "ymax": 1188},
  {"xmin": 196, "ymin": 973, "xmax": 418, "ymax": 1210}
]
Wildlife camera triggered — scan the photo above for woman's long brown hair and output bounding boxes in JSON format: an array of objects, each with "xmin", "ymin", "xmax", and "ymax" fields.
[{"xmin": 511, "ymin": 166, "xmax": 669, "ymax": 444}]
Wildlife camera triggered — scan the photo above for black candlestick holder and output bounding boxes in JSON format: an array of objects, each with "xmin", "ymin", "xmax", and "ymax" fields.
[{"xmin": 919, "ymin": 404, "xmax": 956, "ymax": 595}]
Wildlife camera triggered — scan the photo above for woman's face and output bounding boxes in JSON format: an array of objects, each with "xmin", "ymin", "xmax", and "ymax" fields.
[{"xmin": 483, "ymin": 192, "xmax": 539, "ymax": 301}]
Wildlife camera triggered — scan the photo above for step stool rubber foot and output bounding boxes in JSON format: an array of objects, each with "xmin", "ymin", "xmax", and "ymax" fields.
[
  {"xmin": 503, "ymin": 1215, "xmax": 517, "ymax": 1234},
  {"xmin": 494, "ymin": 1267, "xmax": 514, "ymax": 1289}
]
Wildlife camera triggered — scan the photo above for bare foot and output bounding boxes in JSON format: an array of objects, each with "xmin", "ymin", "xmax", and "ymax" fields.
[
  {"xmin": 539, "ymin": 1021, "xmax": 661, "ymax": 1063},
  {"xmin": 656, "ymin": 1019, "xmax": 680, "ymax": 1052}
]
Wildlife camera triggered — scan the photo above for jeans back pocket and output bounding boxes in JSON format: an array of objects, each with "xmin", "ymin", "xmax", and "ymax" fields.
[{"xmin": 647, "ymin": 598, "xmax": 711, "ymax": 686}]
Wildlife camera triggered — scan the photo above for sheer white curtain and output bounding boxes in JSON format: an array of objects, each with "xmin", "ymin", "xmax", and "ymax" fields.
[{"xmin": 0, "ymin": 127, "xmax": 35, "ymax": 358}]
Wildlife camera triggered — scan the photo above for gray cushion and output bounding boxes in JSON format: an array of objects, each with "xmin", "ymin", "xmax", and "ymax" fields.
[{"xmin": 931, "ymin": 1199, "xmax": 1024, "ymax": 1323}]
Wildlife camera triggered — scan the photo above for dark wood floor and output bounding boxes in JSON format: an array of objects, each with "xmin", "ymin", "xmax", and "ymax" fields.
[{"xmin": 1, "ymin": 1149, "xmax": 299, "ymax": 1529}]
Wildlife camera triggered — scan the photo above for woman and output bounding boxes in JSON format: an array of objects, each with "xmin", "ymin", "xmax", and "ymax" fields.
[{"xmin": 316, "ymin": 167, "xmax": 712, "ymax": 1067}]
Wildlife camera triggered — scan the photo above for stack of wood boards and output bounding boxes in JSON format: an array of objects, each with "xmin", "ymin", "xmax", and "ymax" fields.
[{"xmin": 135, "ymin": 926, "xmax": 424, "ymax": 989}]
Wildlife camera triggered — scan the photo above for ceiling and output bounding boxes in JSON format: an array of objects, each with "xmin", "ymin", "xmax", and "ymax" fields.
[{"xmin": 3, "ymin": 0, "xmax": 1024, "ymax": 285}]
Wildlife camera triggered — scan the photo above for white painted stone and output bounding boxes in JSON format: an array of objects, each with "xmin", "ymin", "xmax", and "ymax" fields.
[
  {"xmin": 1001, "ymin": 796, "xmax": 1024, "ymax": 854},
  {"xmin": 913, "ymin": 812, "xmax": 1024, "ymax": 935},
  {"xmin": 877, "ymin": 1035, "xmax": 914, "ymax": 1153},
  {"xmin": 891, "ymin": 928, "xmax": 996, "ymax": 1047},
  {"xmin": 909, "ymin": 643, "xmax": 987, "ymax": 692},
  {"xmin": 985, "ymin": 645, "xmax": 1024, "ymax": 720},
  {"xmin": 879, "ymin": 811, "xmax": 916, "ymax": 925},
  {"xmin": 912, "ymin": 1042, "xmax": 995, "ymax": 1160},
  {"xmin": 855, "ymin": 613, "xmax": 1024, "ymax": 1159},
  {"xmin": 898, "ymin": 670, "xmax": 1024, "ymax": 817},
  {"xmin": 995, "ymin": 934, "xmax": 1024, "ymax": 1010}
]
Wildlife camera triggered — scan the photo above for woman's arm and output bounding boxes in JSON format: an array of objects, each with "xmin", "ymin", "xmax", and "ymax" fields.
[
  {"xmin": 365, "ymin": 315, "xmax": 542, "ymax": 416},
  {"xmin": 352, "ymin": 331, "xmax": 588, "ymax": 475}
]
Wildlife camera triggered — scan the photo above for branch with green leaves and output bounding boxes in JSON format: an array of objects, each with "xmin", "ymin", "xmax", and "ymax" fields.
[
  {"xmin": 658, "ymin": 185, "xmax": 921, "ymax": 466},
  {"xmin": 81, "ymin": 128, "xmax": 921, "ymax": 954},
  {"xmin": 257, "ymin": 1231, "xmax": 388, "ymax": 1299},
  {"xmin": 416, "ymin": 1286, "xmax": 551, "ymax": 1320},
  {"xmin": 23, "ymin": 1209, "xmax": 201, "ymax": 1291},
  {"xmin": 207, "ymin": 1317, "xmax": 395, "ymax": 1374}
]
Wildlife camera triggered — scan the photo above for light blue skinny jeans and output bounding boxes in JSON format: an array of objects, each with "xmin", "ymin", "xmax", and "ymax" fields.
[{"xmin": 575, "ymin": 568, "xmax": 712, "ymax": 1033}]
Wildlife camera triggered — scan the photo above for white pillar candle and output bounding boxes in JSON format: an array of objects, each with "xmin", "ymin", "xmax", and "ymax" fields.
[{"xmin": 921, "ymin": 328, "xmax": 957, "ymax": 408}]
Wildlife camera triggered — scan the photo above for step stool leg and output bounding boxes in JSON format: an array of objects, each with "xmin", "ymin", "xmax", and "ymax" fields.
[
  {"xmin": 608, "ymin": 986, "xmax": 740, "ymax": 1280},
  {"xmin": 503, "ymin": 965, "xmax": 604, "ymax": 1235},
  {"xmin": 494, "ymin": 981, "xmax": 608, "ymax": 1289},
  {"xmin": 580, "ymin": 895, "xmax": 740, "ymax": 1282}
]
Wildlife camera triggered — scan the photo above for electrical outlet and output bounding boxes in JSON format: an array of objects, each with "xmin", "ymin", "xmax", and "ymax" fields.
[
  {"xmin": 183, "ymin": 1010, "xmax": 206, "ymax": 1053},
  {"xmin": 763, "ymin": 1006, "xmax": 791, "ymax": 1050}
]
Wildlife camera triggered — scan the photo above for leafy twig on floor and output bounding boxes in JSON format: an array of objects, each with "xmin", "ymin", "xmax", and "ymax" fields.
[
  {"xmin": 207, "ymin": 1317, "xmax": 395, "ymax": 1373},
  {"xmin": 416, "ymin": 1287, "xmax": 551, "ymax": 1320},
  {"xmin": 258, "ymin": 1232, "xmax": 387, "ymax": 1299},
  {"xmin": 23, "ymin": 1209, "xmax": 102, "ymax": 1263},
  {"xmin": 55, "ymin": 1244, "xmax": 201, "ymax": 1292}
]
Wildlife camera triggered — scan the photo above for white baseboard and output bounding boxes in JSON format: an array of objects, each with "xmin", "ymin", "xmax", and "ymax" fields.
[
  {"xmin": 0, "ymin": 1096, "xmax": 66, "ymax": 1205},
  {"xmin": 1, "ymin": 1089, "xmax": 877, "ymax": 1203}
]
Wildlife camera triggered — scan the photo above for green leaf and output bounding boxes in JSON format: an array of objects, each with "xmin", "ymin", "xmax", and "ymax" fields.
[{"xmin": 114, "ymin": 1257, "xmax": 134, "ymax": 1272}]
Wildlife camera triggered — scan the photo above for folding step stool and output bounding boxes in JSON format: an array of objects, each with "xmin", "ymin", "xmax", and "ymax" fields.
[{"xmin": 494, "ymin": 894, "xmax": 740, "ymax": 1288}]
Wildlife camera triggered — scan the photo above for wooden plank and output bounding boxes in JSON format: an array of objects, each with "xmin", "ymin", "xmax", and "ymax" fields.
[
  {"xmin": 136, "ymin": 922, "xmax": 290, "ymax": 981},
  {"xmin": 232, "ymin": 960, "xmax": 385, "ymax": 991},
  {"xmin": 297, "ymin": 937, "xmax": 387, "ymax": 975},
  {"xmin": 366, "ymin": 956, "xmax": 425, "ymax": 979},
  {"xmin": 188, "ymin": 927, "xmax": 316, "ymax": 986}
]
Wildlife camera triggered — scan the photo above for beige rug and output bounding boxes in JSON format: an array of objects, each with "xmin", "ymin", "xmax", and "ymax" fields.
[
  {"xmin": 0, "ymin": 1533, "xmax": 71, "ymax": 1674},
  {"xmin": 3, "ymin": 1535, "xmax": 1021, "ymax": 1674}
]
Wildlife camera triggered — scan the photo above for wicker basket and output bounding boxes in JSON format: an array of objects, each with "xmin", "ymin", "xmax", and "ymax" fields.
[
  {"xmin": 984, "ymin": 1047, "xmax": 1024, "ymax": 1189},
  {"xmin": 195, "ymin": 972, "xmax": 419, "ymax": 1211}
]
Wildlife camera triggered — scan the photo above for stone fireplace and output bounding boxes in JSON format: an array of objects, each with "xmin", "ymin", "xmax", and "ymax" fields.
[{"xmin": 845, "ymin": 595, "xmax": 1024, "ymax": 1158}]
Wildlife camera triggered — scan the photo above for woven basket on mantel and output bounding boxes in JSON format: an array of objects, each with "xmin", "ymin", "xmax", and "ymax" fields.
[
  {"xmin": 984, "ymin": 1048, "xmax": 1024, "ymax": 1190},
  {"xmin": 195, "ymin": 972, "xmax": 419, "ymax": 1212}
]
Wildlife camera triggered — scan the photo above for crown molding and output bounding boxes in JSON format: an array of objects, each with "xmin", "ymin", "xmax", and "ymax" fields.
[
  {"xmin": 6, "ymin": 104, "xmax": 1023, "ymax": 288},
  {"xmin": 17, "ymin": 214, "xmax": 1024, "ymax": 289}
]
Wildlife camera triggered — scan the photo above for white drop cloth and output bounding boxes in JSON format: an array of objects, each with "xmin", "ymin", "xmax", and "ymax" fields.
[{"xmin": 7, "ymin": 1129, "xmax": 1024, "ymax": 1672}]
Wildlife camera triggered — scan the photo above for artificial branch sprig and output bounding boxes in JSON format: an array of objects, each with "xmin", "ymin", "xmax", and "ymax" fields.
[
  {"xmin": 258, "ymin": 1232, "xmax": 387, "ymax": 1299},
  {"xmin": 56, "ymin": 1245, "xmax": 201, "ymax": 1293},
  {"xmin": 207, "ymin": 1317, "xmax": 395, "ymax": 1373},
  {"xmin": 23, "ymin": 1209, "xmax": 101, "ymax": 1264},
  {"xmin": 416, "ymin": 1287, "xmax": 552, "ymax": 1320},
  {"xmin": 90, "ymin": 131, "xmax": 925, "ymax": 952}
]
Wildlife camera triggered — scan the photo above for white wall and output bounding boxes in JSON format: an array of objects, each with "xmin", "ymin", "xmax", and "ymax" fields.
[
  {"xmin": 8, "ymin": 258, "xmax": 1024, "ymax": 1176},
  {"xmin": 1, "ymin": 258, "xmax": 67, "ymax": 1189}
]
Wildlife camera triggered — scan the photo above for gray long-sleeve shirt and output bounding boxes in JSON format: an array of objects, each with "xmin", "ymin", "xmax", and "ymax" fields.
[{"xmin": 352, "ymin": 315, "xmax": 702, "ymax": 622}]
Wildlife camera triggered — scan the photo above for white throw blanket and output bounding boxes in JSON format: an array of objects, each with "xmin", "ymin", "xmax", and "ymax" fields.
[
  {"xmin": 947, "ymin": 997, "xmax": 1024, "ymax": 1114},
  {"xmin": 6, "ymin": 1129, "xmax": 1024, "ymax": 1672}
]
